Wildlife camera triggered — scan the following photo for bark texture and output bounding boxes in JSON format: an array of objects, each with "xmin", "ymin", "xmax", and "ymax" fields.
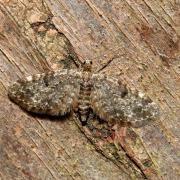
[{"xmin": 0, "ymin": 0, "xmax": 179, "ymax": 179}]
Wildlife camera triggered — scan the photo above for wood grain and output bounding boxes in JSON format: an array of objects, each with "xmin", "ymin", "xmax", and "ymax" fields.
[{"xmin": 0, "ymin": 0, "xmax": 179, "ymax": 179}]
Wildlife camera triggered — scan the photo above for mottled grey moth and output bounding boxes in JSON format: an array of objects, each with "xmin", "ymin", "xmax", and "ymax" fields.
[{"xmin": 8, "ymin": 60, "xmax": 159, "ymax": 128}]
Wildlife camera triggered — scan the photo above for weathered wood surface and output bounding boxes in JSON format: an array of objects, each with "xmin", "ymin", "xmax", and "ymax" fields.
[{"xmin": 0, "ymin": 0, "xmax": 179, "ymax": 179}]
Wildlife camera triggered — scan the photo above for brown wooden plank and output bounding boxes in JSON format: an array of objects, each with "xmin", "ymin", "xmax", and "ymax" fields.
[{"xmin": 0, "ymin": 0, "xmax": 179, "ymax": 179}]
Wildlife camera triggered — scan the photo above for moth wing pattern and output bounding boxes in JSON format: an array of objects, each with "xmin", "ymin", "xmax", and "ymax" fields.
[
  {"xmin": 90, "ymin": 74, "xmax": 159, "ymax": 128},
  {"xmin": 8, "ymin": 69, "xmax": 82, "ymax": 116}
]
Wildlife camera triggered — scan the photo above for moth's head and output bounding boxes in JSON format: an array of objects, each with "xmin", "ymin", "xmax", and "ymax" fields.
[{"xmin": 82, "ymin": 60, "xmax": 92, "ymax": 72}]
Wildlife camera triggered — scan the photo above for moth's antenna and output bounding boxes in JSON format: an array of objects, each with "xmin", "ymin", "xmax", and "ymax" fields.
[
  {"xmin": 68, "ymin": 45, "xmax": 123, "ymax": 70},
  {"xmin": 96, "ymin": 54, "xmax": 125, "ymax": 73},
  {"xmin": 71, "ymin": 54, "xmax": 82, "ymax": 68},
  {"xmin": 96, "ymin": 56, "xmax": 116, "ymax": 73},
  {"xmin": 65, "ymin": 46, "xmax": 83, "ymax": 68}
]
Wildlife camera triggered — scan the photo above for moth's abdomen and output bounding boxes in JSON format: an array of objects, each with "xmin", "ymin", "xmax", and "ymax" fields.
[{"xmin": 78, "ymin": 81, "xmax": 92, "ymax": 122}]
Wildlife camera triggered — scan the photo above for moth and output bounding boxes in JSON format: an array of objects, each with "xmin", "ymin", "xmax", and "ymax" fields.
[{"xmin": 8, "ymin": 60, "xmax": 159, "ymax": 128}]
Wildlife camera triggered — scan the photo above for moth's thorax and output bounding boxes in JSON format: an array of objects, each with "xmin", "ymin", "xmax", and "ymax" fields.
[
  {"xmin": 82, "ymin": 60, "xmax": 92, "ymax": 72},
  {"xmin": 82, "ymin": 71, "xmax": 92, "ymax": 82}
]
